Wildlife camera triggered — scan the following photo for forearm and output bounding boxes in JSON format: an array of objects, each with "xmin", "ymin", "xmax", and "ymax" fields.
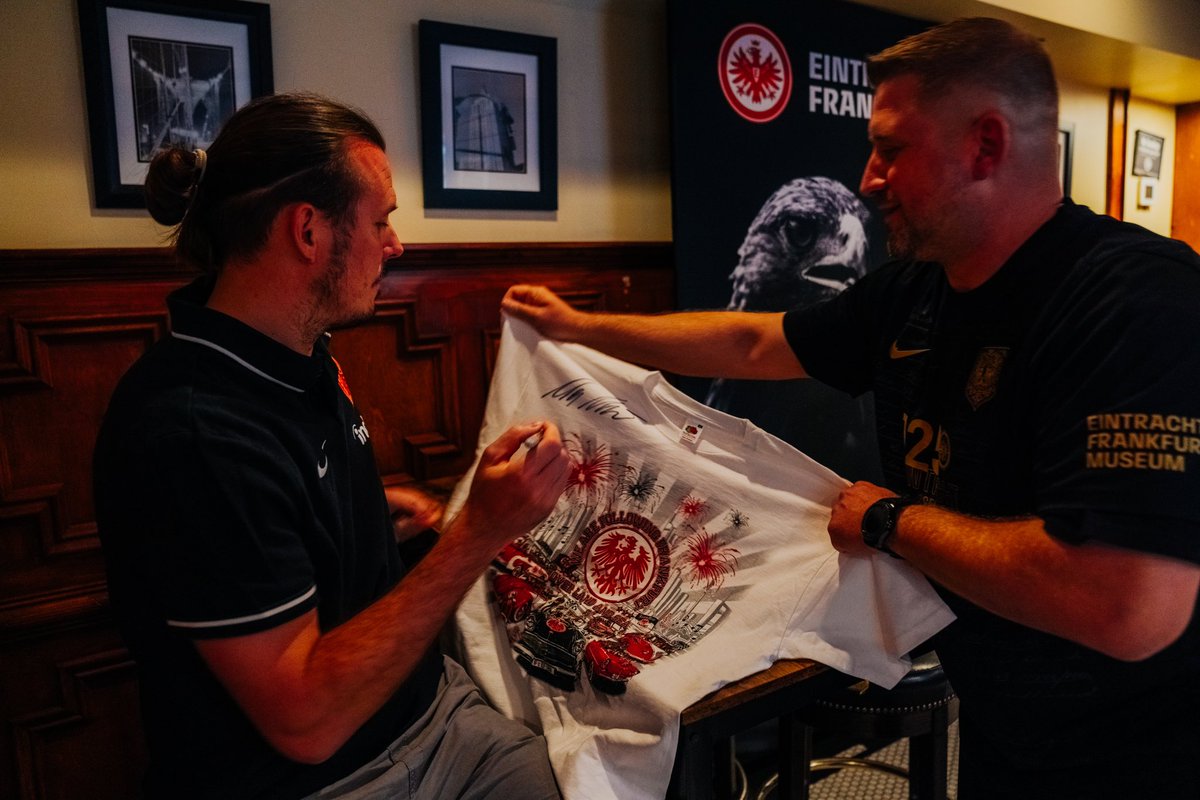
[
  {"xmin": 501, "ymin": 284, "xmax": 807, "ymax": 379},
  {"xmin": 891, "ymin": 504, "xmax": 1198, "ymax": 660},
  {"xmin": 250, "ymin": 509, "xmax": 500, "ymax": 762},
  {"xmin": 563, "ymin": 310, "xmax": 805, "ymax": 379}
]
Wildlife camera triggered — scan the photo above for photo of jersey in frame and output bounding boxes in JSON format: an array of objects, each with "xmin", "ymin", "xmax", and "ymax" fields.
[{"xmin": 668, "ymin": 0, "xmax": 931, "ymax": 482}]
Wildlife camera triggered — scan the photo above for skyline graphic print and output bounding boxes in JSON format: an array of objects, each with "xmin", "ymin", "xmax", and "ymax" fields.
[{"xmin": 490, "ymin": 430, "xmax": 749, "ymax": 694}]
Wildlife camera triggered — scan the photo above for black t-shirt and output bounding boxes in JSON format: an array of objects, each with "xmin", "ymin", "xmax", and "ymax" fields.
[
  {"xmin": 783, "ymin": 201, "xmax": 1200, "ymax": 790},
  {"xmin": 94, "ymin": 278, "xmax": 441, "ymax": 799}
]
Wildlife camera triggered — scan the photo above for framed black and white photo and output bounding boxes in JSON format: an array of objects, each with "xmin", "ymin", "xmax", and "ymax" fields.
[
  {"xmin": 1132, "ymin": 129, "xmax": 1165, "ymax": 178},
  {"xmin": 77, "ymin": 0, "xmax": 273, "ymax": 208},
  {"xmin": 419, "ymin": 20, "xmax": 557, "ymax": 210}
]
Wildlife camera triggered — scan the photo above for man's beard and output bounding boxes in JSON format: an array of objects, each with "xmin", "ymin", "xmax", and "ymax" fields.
[
  {"xmin": 313, "ymin": 224, "xmax": 375, "ymax": 329},
  {"xmin": 884, "ymin": 217, "xmax": 919, "ymax": 261}
]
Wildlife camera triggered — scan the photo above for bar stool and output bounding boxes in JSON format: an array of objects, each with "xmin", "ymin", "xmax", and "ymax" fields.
[{"xmin": 756, "ymin": 651, "xmax": 958, "ymax": 800}]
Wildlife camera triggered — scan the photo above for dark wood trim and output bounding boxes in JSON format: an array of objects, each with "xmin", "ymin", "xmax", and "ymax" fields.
[
  {"xmin": 395, "ymin": 241, "xmax": 672, "ymax": 271},
  {"xmin": 0, "ymin": 248, "xmax": 195, "ymax": 284},
  {"xmin": 1106, "ymin": 88, "xmax": 1130, "ymax": 220},
  {"xmin": 0, "ymin": 242, "xmax": 673, "ymax": 284},
  {"xmin": 1172, "ymin": 101, "xmax": 1200, "ymax": 251}
]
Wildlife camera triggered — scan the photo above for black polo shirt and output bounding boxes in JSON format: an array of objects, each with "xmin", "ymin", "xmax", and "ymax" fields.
[
  {"xmin": 95, "ymin": 277, "xmax": 440, "ymax": 799},
  {"xmin": 784, "ymin": 200, "xmax": 1200, "ymax": 561},
  {"xmin": 782, "ymin": 201, "xmax": 1200, "ymax": 794}
]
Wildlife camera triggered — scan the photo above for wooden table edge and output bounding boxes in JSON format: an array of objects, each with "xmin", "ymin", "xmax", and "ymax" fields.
[{"xmin": 681, "ymin": 659, "xmax": 830, "ymax": 726}]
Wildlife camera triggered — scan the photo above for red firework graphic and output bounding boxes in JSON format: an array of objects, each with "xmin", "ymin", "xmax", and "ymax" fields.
[
  {"xmin": 681, "ymin": 529, "xmax": 740, "ymax": 591},
  {"xmin": 564, "ymin": 434, "xmax": 614, "ymax": 504},
  {"xmin": 588, "ymin": 530, "xmax": 652, "ymax": 596},
  {"xmin": 677, "ymin": 494, "xmax": 709, "ymax": 520}
]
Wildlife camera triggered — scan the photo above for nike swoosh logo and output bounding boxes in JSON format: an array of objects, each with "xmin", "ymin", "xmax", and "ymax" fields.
[
  {"xmin": 317, "ymin": 440, "xmax": 329, "ymax": 478},
  {"xmin": 889, "ymin": 342, "xmax": 931, "ymax": 359}
]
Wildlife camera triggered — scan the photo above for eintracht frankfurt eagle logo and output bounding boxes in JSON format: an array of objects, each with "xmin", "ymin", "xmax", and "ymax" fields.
[
  {"xmin": 583, "ymin": 517, "xmax": 667, "ymax": 604},
  {"xmin": 719, "ymin": 23, "xmax": 792, "ymax": 123}
]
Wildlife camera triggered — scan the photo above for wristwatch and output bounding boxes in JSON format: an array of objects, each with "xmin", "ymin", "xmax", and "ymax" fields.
[{"xmin": 861, "ymin": 496, "xmax": 919, "ymax": 558}]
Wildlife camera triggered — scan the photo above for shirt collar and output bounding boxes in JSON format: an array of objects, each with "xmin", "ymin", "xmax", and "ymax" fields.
[{"xmin": 166, "ymin": 276, "xmax": 329, "ymax": 392}]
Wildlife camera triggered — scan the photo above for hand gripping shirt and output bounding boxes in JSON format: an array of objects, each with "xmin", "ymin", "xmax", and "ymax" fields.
[
  {"xmin": 94, "ymin": 277, "xmax": 441, "ymax": 799},
  {"xmin": 451, "ymin": 317, "xmax": 954, "ymax": 800},
  {"xmin": 783, "ymin": 200, "xmax": 1200, "ymax": 791}
]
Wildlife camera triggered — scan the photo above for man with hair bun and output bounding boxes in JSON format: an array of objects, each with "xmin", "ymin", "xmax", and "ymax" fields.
[
  {"xmin": 503, "ymin": 18, "xmax": 1200, "ymax": 798},
  {"xmin": 95, "ymin": 92, "xmax": 568, "ymax": 799}
]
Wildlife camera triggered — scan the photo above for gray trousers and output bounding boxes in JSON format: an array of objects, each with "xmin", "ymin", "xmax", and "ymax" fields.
[{"xmin": 305, "ymin": 657, "xmax": 561, "ymax": 800}]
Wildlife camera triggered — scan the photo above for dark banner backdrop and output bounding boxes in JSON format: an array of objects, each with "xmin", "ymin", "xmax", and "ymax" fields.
[{"xmin": 667, "ymin": 0, "xmax": 930, "ymax": 482}]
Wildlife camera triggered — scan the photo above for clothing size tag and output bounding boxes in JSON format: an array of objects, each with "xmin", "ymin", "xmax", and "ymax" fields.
[{"xmin": 679, "ymin": 419, "xmax": 705, "ymax": 448}]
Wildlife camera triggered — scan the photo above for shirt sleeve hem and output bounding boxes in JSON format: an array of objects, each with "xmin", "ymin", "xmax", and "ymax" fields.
[
  {"xmin": 167, "ymin": 585, "xmax": 318, "ymax": 639},
  {"xmin": 1043, "ymin": 509, "xmax": 1200, "ymax": 566}
]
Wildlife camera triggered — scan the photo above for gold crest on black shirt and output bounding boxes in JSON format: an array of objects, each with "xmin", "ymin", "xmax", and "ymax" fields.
[{"xmin": 965, "ymin": 347, "xmax": 1009, "ymax": 410}]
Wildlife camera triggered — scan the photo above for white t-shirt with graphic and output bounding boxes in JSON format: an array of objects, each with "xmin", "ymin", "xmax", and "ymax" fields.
[{"xmin": 450, "ymin": 317, "xmax": 954, "ymax": 800}]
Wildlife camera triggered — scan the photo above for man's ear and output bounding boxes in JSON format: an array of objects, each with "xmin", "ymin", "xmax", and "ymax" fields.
[
  {"xmin": 970, "ymin": 111, "xmax": 1009, "ymax": 180},
  {"xmin": 284, "ymin": 203, "xmax": 322, "ymax": 263}
]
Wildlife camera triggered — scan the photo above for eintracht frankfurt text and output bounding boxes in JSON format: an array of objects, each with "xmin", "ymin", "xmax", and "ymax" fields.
[
  {"xmin": 807, "ymin": 50, "xmax": 872, "ymax": 119},
  {"xmin": 1085, "ymin": 413, "xmax": 1200, "ymax": 472}
]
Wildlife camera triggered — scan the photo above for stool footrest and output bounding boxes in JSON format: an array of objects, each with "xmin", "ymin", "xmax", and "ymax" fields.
[{"xmin": 810, "ymin": 756, "xmax": 910, "ymax": 779}]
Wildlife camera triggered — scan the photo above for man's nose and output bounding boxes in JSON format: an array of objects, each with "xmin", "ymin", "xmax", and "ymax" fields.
[
  {"xmin": 384, "ymin": 228, "xmax": 404, "ymax": 259},
  {"xmin": 859, "ymin": 152, "xmax": 884, "ymax": 198}
]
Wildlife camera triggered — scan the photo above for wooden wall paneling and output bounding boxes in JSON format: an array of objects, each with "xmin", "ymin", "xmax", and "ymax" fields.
[
  {"xmin": 11, "ymin": 647, "xmax": 145, "ymax": 800},
  {"xmin": 328, "ymin": 296, "xmax": 465, "ymax": 484},
  {"xmin": 0, "ymin": 243, "xmax": 673, "ymax": 800},
  {"xmin": 0, "ymin": 258, "xmax": 187, "ymax": 800},
  {"xmin": 1172, "ymin": 101, "xmax": 1200, "ymax": 250}
]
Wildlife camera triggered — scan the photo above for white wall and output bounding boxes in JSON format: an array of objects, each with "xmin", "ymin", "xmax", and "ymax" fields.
[
  {"xmin": 0, "ymin": 0, "xmax": 673, "ymax": 248},
  {"xmin": 1057, "ymin": 79, "xmax": 1111, "ymax": 212}
]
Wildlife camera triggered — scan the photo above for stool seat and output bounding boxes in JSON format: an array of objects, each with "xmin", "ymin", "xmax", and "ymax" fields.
[
  {"xmin": 754, "ymin": 651, "xmax": 958, "ymax": 800},
  {"xmin": 805, "ymin": 651, "xmax": 955, "ymax": 740}
]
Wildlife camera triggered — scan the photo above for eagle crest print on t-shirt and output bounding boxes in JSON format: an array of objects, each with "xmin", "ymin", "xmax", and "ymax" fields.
[{"xmin": 491, "ymin": 430, "xmax": 749, "ymax": 695}]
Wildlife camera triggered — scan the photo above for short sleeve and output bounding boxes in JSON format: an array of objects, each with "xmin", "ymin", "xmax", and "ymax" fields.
[
  {"xmin": 143, "ymin": 422, "xmax": 319, "ymax": 638},
  {"xmin": 782, "ymin": 273, "xmax": 878, "ymax": 396},
  {"xmin": 1030, "ymin": 245, "xmax": 1200, "ymax": 564},
  {"xmin": 783, "ymin": 260, "xmax": 927, "ymax": 396}
]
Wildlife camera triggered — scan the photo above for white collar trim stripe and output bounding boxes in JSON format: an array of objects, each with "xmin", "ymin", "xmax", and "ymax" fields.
[
  {"xmin": 166, "ymin": 585, "xmax": 316, "ymax": 629},
  {"xmin": 172, "ymin": 331, "xmax": 305, "ymax": 393}
]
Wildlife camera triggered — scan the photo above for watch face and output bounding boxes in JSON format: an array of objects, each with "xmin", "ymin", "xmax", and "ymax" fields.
[{"xmin": 862, "ymin": 498, "xmax": 897, "ymax": 549}]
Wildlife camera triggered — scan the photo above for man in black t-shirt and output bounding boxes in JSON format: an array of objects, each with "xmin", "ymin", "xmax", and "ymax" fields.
[
  {"xmin": 95, "ymin": 93, "xmax": 569, "ymax": 799},
  {"xmin": 500, "ymin": 18, "xmax": 1200, "ymax": 799}
]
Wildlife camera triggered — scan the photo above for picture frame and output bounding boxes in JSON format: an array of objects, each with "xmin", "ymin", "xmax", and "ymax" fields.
[
  {"xmin": 1131, "ymin": 129, "xmax": 1165, "ymax": 178},
  {"xmin": 1057, "ymin": 124, "xmax": 1074, "ymax": 198},
  {"xmin": 418, "ymin": 20, "xmax": 557, "ymax": 211},
  {"xmin": 77, "ymin": 0, "xmax": 273, "ymax": 208}
]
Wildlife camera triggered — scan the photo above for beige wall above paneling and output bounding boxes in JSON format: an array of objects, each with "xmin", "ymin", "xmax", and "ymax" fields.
[
  {"xmin": 0, "ymin": 0, "xmax": 672, "ymax": 248},
  {"xmin": 1056, "ymin": 79, "xmax": 1111, "ymax": 212}
]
